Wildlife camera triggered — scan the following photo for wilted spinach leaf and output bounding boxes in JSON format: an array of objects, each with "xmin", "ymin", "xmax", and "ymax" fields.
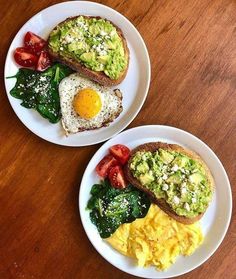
[
  {"xmin": 8, "ymin": 63, "xmax": 73, "ymax": 123},
  {"xmin": 87, "ymin": 179, "xmax": 151, "ymax": 238}
]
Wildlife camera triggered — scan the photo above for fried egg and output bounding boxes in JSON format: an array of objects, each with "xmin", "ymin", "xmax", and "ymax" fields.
[{"xmin": 59, "ymin": 73, "xmax": 123, "ymax": 135}]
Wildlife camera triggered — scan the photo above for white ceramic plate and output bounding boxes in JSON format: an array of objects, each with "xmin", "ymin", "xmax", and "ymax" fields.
[
  {"xmin": 4, "ymin": 1, "xmax": 150, "ymax": 146},
  {"xmin": 79, "ymin": 125, "xmax": 232, "ymax": 278}
]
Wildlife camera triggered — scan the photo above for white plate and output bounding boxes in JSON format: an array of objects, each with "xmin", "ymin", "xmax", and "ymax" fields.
[
  {"xmin": 4, "ymin": 1, "xmax": 150, "ymax": 146},
  {"xmin": 79, "ymin": 125, "xmax": 232, "ymax": 278}
]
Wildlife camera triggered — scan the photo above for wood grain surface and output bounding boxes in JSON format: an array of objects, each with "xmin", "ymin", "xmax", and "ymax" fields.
[{"xmin": 0, "ymin": 0, "xmax": 235, "ymax": 278}]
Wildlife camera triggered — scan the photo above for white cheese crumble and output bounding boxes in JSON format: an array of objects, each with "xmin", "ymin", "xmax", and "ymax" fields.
[
  {"xmin": 100, "ymin": 30, "xmax": 107, "ymax": 36},
  {"xmin": 184, "ymin": 202, "xmax": 190, "ymax": 211},
  {"xmin": 142, "ymin": 155, "xmax": 147, "ymax": 161},
  {"xmin": 173, "ymin": 196, "xmax": 180, "ymax": 205},
  {"xmin": 99, "ymin": 50, "xmax": 107, "ymax": 56},
  {"xmin": 181, "ymin": 187, "xmax": 187, "ymax": 195},
  {"xmin": 64, "ymin": 35, "xmax": 74, "ymax": 44},
  {"xmin": 162, "ymin": 184, "xmax": 169, "ymax": 191},
  {"xmin": 162, "ymin": 174, "xmax": 168, "ymax": 180},
  {"xmin": 192, "ymin": 197, "xmax": 197, "ymax": 203},
  {"xmin": 172, "ymin": 164, "xmax": 179, "ymax": 172}
]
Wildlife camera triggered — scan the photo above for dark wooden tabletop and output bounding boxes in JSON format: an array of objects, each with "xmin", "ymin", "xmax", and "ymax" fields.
[{"xmin": 0, "ymin": 0, "xmax": 235, "ymax": 278}]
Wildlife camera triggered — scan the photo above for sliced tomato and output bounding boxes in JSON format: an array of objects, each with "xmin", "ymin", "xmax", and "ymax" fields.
[
  {"xmin": 13, "ymin": 47, "xmax": 38, "ymax": 67},
  {"xmin": 95, "ymin": 155, "xmax": 119, "ymax": 178},
  {"xmin": 24, "ymin": 31, "xmax": 47, "ymax": 54},
  {"xmin": 109, "ymin": 144, "xmax": 131, "ymax": 165},
  {"xmin": 108, "ymin": 165, "xmax": 127, "ymax": 189},
  {"xmin": 36, "ymin": 51, "xmax": 51, "ymax": 71}
]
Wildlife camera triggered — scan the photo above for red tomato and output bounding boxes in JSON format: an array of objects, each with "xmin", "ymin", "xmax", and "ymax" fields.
[
  {"xmin": 95, "ymin": 155, "xmax": 119, "ymax": 178},
  {"xmin": 108, "ymin": 165, "xmax": 127, "ymax": 189},
  {"xmin": 109, "ymin": 144, "xmax": 131, "ymax": 165},
  {"xmin": 24, "ymin": 31, "xmax": 46, "ymax": 54},
  {"xmin": 36, "ymin": 51, "xmax": 51, "ymax": 71},
  {"xmin": 13, "ymin": 47, "xmax": 38, "ymax": 67}
]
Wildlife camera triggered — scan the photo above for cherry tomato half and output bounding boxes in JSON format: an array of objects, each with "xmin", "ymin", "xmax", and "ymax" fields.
[
  {"xmin": 13, "ymin": 47, "xmax": 38, "ymax": 67},
  {"xmin": 24, "ymin": 31, "xmax": 46, "ymax": 54},
  {"xmin": 108, "ymin": 165, "xmax": 127, "ymax": 189},
  {"xmin": 95, "ymin": 155, "xmax": 119, "ymax": 178},
  {"xmin": 36, "ymin": 51, "xmax": 51, "ymax": 72},
  {"xmin": 109, "ymin": 144, "xmax": 131, "ymax": 165}
]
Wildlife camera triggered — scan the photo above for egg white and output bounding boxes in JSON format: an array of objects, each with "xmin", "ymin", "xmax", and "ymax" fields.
[{"xmin": 59, "ymin": 73, "xmax": 123, "ymax": 135}]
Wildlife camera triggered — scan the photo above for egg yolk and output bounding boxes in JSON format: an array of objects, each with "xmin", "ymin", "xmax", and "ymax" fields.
[{"xmin": 73, "ymin": 88, "xmax": 102, "ymax": 119}]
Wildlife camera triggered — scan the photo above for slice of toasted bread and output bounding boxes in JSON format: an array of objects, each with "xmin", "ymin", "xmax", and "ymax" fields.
[
  {"xmin": 124, "ymin": 142, "xmax": 214, "ymax": 224},
  {"xmin": 48, "ymin": 16, "xmax": 129, "ymax": 86}
]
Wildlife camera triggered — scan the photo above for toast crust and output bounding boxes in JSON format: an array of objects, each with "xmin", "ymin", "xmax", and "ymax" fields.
[
  {"xmin": 48, "ymin": 16, "xmax": 129, "ymax": 86},
  {"xmin": 124, "ymin": 142, "xmax": 214, "ymax": 224}
]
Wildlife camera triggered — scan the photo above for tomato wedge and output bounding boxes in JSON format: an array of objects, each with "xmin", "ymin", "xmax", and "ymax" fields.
[
  {"xmin": 108, "ymin": 165, "xmax": 127, "ymax": 189},
  {"xmin": 109, "ymin": 144, "xmax": 131, "ymax": 165},
  {"xmin": 36, "ymin": 51, "xmax": 51, "ymax": 71},
  {"xmin": 13, "ymin": 47, "xmax": 38, "ymax": 67},
  {"xmin": 95, "ymin": 155, "xmax": 119, "ymax": 178},
  {"xmin": 24, "ymin": 31, "xmax": 46, "ymax": 54}
]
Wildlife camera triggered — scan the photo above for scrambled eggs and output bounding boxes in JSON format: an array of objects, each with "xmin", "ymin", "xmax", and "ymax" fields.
[{"xmin": 106, "ymin": 204, "xmax": 203, "ymax": 270}]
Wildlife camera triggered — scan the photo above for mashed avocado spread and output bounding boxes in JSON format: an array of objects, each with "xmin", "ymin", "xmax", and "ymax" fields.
[
  {"xmin": 130, "ymin": 149, "xmax": 213, "ymax": 218},
  {"xmin": 48, "ymin": 16, "xmax": 127, "ymax": 80}
]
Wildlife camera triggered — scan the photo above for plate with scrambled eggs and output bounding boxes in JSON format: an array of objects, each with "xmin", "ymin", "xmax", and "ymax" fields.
[{"xmin": 79, "ymin": 125, "xmax": 232, "ymax": 278}]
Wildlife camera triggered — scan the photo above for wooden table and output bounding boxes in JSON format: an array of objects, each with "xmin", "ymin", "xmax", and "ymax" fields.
[{"xmin": 0, "ymin": 0, "xmax": 235, "ymax": 278}]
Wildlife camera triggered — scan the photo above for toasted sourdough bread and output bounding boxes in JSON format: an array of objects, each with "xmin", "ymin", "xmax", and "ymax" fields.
[
  {"xmin": 124, "ymin": 142, "xmax": 214, "ymax": 224},
  {"xmin": 48, "ymin": 16, "xmax": 129, "ymax": 86}
]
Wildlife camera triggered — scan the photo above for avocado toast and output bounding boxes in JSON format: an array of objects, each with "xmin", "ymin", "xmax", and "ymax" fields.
[
  {"xmin": 48, "ymin": 16, "xmax": 129, "ymax": 86},
  {"xmin": 124, "ymin": 142, "xmax": 214, "ymax": 224}
]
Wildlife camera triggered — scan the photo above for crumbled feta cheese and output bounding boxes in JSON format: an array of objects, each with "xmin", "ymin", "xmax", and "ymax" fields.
[
  {"xmin": 99, "ymin": 50, "xmax": 107, "ymax": 56},
  {"xmin": 184, "ymin": 202, "xmax": 190, "ymax": 211},
  {"xmin": 192, "ymin": 197, "xmax": 197, "ymax": 203},
  {"xmin": 100, "ymin": 30, "xmax": 107, "ymax": 36},
  {"xmin": 181, "ymin": 187, "xmax": 187, "ymax": 195},
  {"xmin": 162, "ymin": 184, "xmax": 169, "ymax": 191},
  {"xmin": 142, "ymin": 155, "xmax": 147, "ymax": 161},
  {"xmin": 64, "ymin": 35, "xmax": 74, "ymax": 44},
  {"xmin": 173, "ymin": 196, "xmax": 180, "ymax": 205},
  {"xmin": 60, "ymin": 47, "xmax": 64, "ymax": 51},
  {"xmin": 162, "ymin": 174, "xmax": 168, "ymax": 180},
  {"xmin": 172, "ymin": 164, "xmax": 179, "ymax": 172}
]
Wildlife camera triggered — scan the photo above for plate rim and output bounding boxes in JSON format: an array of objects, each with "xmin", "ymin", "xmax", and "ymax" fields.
[
  {"xmin": 79, "ymin": 124, "xmax": 232, "ymax": 278},
  {"xmin": 4, "ymin": 0, "xmax": 151, "ymax": 147}
]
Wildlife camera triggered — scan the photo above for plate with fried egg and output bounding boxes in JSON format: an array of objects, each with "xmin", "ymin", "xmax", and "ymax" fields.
[
  {"xmin": 79, "ymin": 125, "xmax": 232, "ymax": 278},
  {"xmin": 4, "ymin": 1, "xmax": 150, "ymax": 146}
]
